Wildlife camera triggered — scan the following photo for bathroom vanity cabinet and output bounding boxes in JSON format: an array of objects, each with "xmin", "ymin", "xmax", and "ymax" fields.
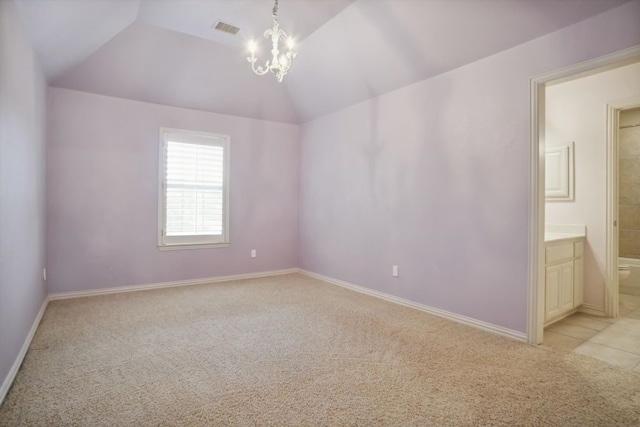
[{"xmin": 544, "ymin": 237, "xmax": 584, "ymax": 326}]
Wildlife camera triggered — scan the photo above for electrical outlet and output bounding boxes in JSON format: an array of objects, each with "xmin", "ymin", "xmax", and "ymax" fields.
[
  {"xmin": 43, "ymin": 268, "xmax": 47, "ymax": 281},
  {"xmin": 392, "ymin": 265, "xmax": 399, "ymax": 277},
  {"xmin": 251, "ymin": 249, "xmax": 257, "ymax": 258}
]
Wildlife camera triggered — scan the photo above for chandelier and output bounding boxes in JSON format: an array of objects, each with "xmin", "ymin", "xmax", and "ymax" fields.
[{"xmin": 247, "ymin": 0, "xmax": 297, "ymax": 82}]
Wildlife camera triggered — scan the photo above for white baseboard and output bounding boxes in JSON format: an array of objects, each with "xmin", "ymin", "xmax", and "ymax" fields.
[
  {"xmin": 48, "ymin": 268, "xmax": 299, "ymax": 300},
  {"xmin": 544, "ymin": 309, "xmax": 579, "ymax": 328},
  {"xmin": 298, "ymin": 269, "xmax": 527, "ymax": 343},
  {"xmin": 0, "ymin": 297, "xmax": 49, "ymax": 405},
  {"xmin": 578, "ymin": 304, "xmax": 606, "ymax": 316}
]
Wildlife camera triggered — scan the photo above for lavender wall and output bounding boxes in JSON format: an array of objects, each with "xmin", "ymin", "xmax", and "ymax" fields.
[
  {"xmin": 0, "ymin": 0, "xmax": 48, "ymax": 392},
  {"xmin": 47, "ymin": 88, "xmax": 299, "ymax": 293},
  {"xmin": 298, "ymin": 1, "xmax": 640, "ymax": 333}
]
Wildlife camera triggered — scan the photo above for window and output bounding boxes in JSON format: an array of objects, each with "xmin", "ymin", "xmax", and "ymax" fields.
[{"xmin": 158, "ymin": 128, "xmax": 229, "ymax": 250}]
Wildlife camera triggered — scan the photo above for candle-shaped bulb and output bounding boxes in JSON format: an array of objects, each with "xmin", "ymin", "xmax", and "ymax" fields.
[
  {"xmin": 287, "ymin": 37, "xmax": 295, "ymax": 50},
  {"xmin": 248, "ymin": 40, "xmax": 257, "ymax": 53}
]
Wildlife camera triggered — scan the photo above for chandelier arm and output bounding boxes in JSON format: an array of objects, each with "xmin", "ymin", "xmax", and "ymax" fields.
[
  {"xmin": 247, "ymin": 54, "xmax": 270, "ymax": 75},
  {"xmin": 253, "ymin": 65, "xmax": 270, "ymax": 76},
  {"xmin": 252, "ymin": 62, "xmax": 271, "ymax": 76}
]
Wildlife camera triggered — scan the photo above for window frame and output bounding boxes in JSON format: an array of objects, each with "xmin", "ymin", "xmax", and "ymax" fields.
[{"xmin": 157, "ymin": 127, "xmax": 230, "ymax": 250}]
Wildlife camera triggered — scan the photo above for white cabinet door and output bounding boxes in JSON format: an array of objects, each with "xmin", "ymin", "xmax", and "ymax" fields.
[
  {"xmin": 545, "ymin": 260, "xmax": 575, "ymax": 323},
  {"xmin": 574, "ymin": 257, "xmax": 584, "ymax": 307},
  {"xmin": 545, "ymin": 265, "xmax": 562, "ymax": 323},
  {"xmin": 544, "ymin": 238, "xmax": 584, "ymax": 326},
  {"xmin": 560, "ymin": 261, "xmax": 574, "ymax": 313}
]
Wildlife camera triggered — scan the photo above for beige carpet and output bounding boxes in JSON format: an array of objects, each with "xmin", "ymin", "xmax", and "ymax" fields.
[{"xmin": 1, "ymin": 273, "xmax": 639, "ymax": 426}]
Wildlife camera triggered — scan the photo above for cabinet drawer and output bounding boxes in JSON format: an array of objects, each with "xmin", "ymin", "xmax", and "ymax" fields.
[
  {"xmin": 574, "ymin": 241, "xmax": 584, "ymax": 258},
  {"xmin": 546, "ymin": 243, "xmax": 574, "ymax": 264}
]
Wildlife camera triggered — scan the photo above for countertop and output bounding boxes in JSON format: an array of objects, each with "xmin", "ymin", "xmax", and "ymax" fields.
[{"xmin": 544, "ymin": 233, "xmax": 585, "ymax": 243}]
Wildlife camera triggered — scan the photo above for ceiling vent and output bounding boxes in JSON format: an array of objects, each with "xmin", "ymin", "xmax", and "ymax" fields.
[{"xmin": 213, "ymin": 21, "xmax": 240, "ymax": 35}]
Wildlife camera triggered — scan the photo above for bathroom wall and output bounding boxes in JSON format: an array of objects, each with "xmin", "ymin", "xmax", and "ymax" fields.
[
  {"xmin": 619, "ymin": 108, "xmax": 640, "ymax": 260},
  {"xmin": 0, "ymin": 0, "xmax": 48, "ymax": 397},
  {"xmin": 545, "ymin": 62, "xmax": 640, "ymax": 312}
]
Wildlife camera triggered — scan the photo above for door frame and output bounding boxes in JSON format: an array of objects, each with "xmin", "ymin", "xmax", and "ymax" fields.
[
  {"xmin": 527, "ymin": 45, "xmax": 640, "ymax": 345},
  {"xmin": 605, "ymin": 97, "xmax": 640, "ymax": 318}
]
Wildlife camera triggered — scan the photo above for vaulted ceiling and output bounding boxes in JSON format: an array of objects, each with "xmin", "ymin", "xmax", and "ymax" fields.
[{"xmin": 15, "ymin": 0, "xmax": 630, "ymax": 123}]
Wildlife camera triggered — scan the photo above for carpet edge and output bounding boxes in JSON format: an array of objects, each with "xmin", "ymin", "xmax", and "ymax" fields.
[
  {"xmin": 48, "ymin": 268, "xmax": 300, "ymax": 300},
  {"xmin": 299, "ymin": 269, "xmax": 527, "ymax": 343},
  {"xmin": 0, "ymin": 296, "xmax": 49, "ymax": 405}
]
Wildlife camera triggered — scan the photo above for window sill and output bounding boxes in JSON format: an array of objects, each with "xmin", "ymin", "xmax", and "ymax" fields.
[{"xmin": 158, "ymin": 242, "xmax": 229, "ymax": 251}]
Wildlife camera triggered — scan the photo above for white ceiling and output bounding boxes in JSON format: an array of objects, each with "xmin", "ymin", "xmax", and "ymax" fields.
[
  {"xmin": 15, "ymin": 0, "xmax": 355, "ymax": 81},
  {"xmin": 136, "ymin": 0, "xmax": 356, "ymax": 47},
  {"xmin": 284, "ymin": 0, "xmax": 631, "ymax": 121},
  {"xmin": 15, "ymin": 0, "xmax": 140, "ymax": 80},
  {"xmin": 14, "ymin": 0, "xmax": 631, "ymax": 123},
  {"xmin": 53, "ymin": 22, "xmax": 301, "ymax": 123}
]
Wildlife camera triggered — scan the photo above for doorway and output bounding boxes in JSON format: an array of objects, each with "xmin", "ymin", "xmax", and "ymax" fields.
[
  {"xmin": 606, "ymin": 101, "xmax": 640, "ymax": 317},
  {"xmin": 527, "ymin": 46, "xmax": 640, "ymax": 345}
]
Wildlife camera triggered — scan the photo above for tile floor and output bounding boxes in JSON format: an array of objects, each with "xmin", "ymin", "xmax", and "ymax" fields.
[{"xmin": 543, "ymin": 293, "xmax": 640, "ymax": 371}]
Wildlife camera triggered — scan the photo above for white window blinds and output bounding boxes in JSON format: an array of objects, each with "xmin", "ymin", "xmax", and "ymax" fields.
[{"xmin": 159, "ymin": 129, "xmax": 229, "ymax": 248}]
